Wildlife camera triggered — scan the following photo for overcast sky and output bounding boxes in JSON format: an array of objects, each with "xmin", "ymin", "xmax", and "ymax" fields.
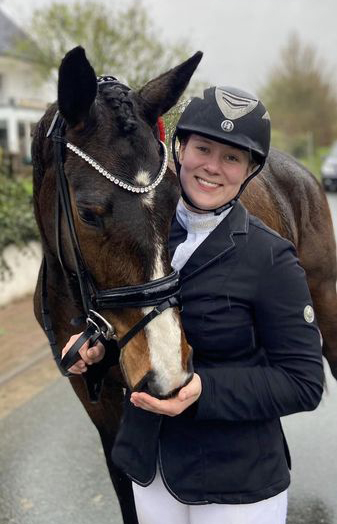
[{"xmin": 1, "ymin": 0, "xmax": 336, "ymax": 95}]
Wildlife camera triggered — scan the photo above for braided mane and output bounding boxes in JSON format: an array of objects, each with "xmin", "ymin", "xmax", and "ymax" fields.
[
  {"xmin": 32, "ymin": 79, "xmax": 139, "ymax": 195},
  {"xmin": 99, "ymin": 81, "xmax": 138, "ymax": 134}
]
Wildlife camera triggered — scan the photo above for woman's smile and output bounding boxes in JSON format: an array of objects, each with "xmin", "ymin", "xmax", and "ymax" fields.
[{"xmin": 195, "ymin": 176, "xmax": 222, "ymax": 190}]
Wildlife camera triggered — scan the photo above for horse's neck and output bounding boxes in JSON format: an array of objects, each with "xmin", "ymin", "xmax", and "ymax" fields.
[{"xmin": 241, "ymin": 176, "xmax": 297, "ymax": 244}]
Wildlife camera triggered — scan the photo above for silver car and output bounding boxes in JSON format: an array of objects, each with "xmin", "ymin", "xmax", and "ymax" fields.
[{"xmin": 321, "ymin": 142, "xmax": 337, "ymax": 191}]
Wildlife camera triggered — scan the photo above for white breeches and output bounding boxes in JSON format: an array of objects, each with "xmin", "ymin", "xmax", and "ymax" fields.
[{"xmin": 132, "ymin": 470, "xmax": 288, "ymax": 524}]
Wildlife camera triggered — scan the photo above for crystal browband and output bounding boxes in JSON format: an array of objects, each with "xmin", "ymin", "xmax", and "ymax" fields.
[{"xmin": 66, "ymin": 140, "xmax": 168, "ymax": 194}]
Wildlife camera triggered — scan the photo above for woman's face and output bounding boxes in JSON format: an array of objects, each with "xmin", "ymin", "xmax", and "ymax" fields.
[{"xmin": 179, "ymin": 134, "xmax": 253, "ymax": 212}]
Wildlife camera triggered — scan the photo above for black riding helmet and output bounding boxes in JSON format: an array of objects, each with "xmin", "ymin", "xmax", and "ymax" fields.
[{"xmin": 172, "ymin": 86, "xmax": 271, "ymax": 214}]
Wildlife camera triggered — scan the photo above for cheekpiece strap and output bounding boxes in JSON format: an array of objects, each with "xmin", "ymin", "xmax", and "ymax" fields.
[{"xmin": 117, "ymin": 295, "xmax": 180, "ymax": 350}]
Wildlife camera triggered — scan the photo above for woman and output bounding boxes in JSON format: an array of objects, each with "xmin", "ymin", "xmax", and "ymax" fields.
[{"xmin": 62, "ymin": 86, "xmax": 323, "ymax": 524}]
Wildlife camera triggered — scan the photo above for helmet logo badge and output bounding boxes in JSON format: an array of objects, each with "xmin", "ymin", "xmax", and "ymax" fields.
[
  {"xmin": 221, "ymin": 120, "xmax": 234, "ymax": 132},
  {"xmin": 215, "ymin": 87, "xmax": 258, "ymax": 120}
]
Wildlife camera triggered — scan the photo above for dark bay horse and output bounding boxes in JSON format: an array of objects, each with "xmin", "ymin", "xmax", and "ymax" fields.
[
  {"xmin": 32, "ymin": 46, "xmax": 202, "ymax": 524},
  {"xmin": 32, "ymin": 47, "xmax": 337, "ymax": 524}
]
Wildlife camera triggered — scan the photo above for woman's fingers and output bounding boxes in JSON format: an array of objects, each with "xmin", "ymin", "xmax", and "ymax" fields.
[
  {"xmin": 61, "ymin": 333, "xmax": 106, "ymax": 374},
  {"xmin": 68, "ymin": 359, "xmax": 88, "ymax": 375},
  {"xmin": 79, "ymin": 340, "xmax": 105, "ymax": 364}
]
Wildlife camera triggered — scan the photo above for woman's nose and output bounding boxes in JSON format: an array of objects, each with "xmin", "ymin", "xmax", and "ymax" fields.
[{"xmin": 204, "ymin": 155, "xmax": 222, "ymax": 175}]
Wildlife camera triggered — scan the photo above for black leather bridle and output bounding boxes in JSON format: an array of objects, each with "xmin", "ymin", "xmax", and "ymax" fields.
[{"xmin": 41, "ymin": 104, "xmax": 181, "ymax": 377}]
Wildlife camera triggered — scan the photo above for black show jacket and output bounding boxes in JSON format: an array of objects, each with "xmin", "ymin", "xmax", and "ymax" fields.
[{"xmin": 111, "ymin": 201, "xmax": 324, "ymax": 504}]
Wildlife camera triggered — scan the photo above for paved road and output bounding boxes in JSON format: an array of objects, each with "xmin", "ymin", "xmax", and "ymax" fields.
[
  {"xmin": 0, "ymin": 377, "xmax": 123, "ymax": 524},
  {"xmin": 327, "ymin": 193, "xmax": 337, "ymax": 236},
  {"xmin": 0, "ymin": 192, "xmax": 337, "ymax": 524}
]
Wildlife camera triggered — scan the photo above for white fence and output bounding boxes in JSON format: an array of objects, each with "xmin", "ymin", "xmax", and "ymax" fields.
[{"xmin": 0, "ymin": 242, "xmax": 42, "ymax": 307}]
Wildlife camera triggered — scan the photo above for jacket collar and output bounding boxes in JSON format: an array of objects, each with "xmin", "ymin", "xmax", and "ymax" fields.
[
  {"xmin": 177, "ymin": 201, "xmax": 249, "ymax": 282},
  {"xmin": 224, "ymin": 200, "xmax": 249, "ymax": 235}
]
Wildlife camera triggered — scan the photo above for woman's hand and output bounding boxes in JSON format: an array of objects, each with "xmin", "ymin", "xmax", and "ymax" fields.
[
  {"xmin": 130, "ymin": 373, "xmax": 202, "ymax": 416},
  {"xmin": 61, "ymin": 333, "xmax": 106, "ymax": 374}
]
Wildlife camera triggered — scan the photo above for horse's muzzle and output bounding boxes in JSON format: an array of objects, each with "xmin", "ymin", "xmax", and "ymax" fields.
[{"xmin": 134, "ymin": 352, "xmax": 194, "ymax": 400}]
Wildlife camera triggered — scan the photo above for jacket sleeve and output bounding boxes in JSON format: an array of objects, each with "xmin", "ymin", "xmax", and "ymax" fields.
[{"xmin": 194, "ymin": 239, "xmax": 324, "ymax": 422}]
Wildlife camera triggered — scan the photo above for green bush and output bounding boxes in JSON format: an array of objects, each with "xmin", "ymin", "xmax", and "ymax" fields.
[
  {"xmin": 0, "ymin": 173, "xmax": 39, "ymax": 276},
  {"xmin": 298, "ymin": 147, "xmax": 329, "ymax": 179}
]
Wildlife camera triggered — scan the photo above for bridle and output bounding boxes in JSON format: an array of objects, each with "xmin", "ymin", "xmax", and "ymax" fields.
[{"xmin": 41, "ymin": 90, "xmax": 181, "ymax": 377}]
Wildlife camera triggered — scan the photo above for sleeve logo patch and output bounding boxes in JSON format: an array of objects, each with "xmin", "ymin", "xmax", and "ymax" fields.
[{"xmin": 304, "ymin": 305, "xmax": 315, "ymax": 323}]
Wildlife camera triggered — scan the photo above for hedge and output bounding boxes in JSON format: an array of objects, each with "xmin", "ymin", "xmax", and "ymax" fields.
[{"xmin": 0, "ymin": 173, "xmax": 39, "ymax": 276}]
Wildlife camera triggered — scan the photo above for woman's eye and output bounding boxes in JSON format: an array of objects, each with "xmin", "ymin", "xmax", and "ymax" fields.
[
  {"xmin": 225, "ymin": 155, "xmax": 238, "ymax": 162},
  {"xmin": 196, "ymin": 146, "xmax": 208, "ymax": 153},
  {"xmin": 78, "ymin": 208, "xmax": 102, "ymax": 227}
]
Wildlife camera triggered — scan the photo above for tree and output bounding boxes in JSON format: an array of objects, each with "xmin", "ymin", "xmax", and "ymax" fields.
[
  {"xmin": 15, "ymin": 0, "xmax": 205, "ymax": 154},
  {"xmin": 15, "ymin": 0, "xmax": 193, "ymax": 89},
  {"xmin": 261, "ymin": 33, "xmax": 337, "ymax": 151}
]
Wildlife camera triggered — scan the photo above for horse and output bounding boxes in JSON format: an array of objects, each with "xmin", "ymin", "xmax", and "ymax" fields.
[
  {"xmin": 32, "ymin": 46, "xmax": 202, "ymax": 524},
  {"xmin": 32, "ymin": 46, "xmax": 337, "ymax": 524}
]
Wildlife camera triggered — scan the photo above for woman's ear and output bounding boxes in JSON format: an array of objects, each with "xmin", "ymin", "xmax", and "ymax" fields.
[
  {"xmin": 178, "ymin": 138, "xmax": 189, "ymax": 164},
  {"xmin": 247, "ymin": 160, "xmax": 259, "ymax": 177},
  {"xmin": 178, "ymin": 143, "xmax": 186, "ymax": 163}
]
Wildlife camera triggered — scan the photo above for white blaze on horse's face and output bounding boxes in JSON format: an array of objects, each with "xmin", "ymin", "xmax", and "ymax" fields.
[
  {"xmin": 143, "ymin": 237, "xmax": 189, "ymax": 396},
  {"xmin": 135, "ymin": 169, "xmax": 154, "ymax": 208},
  {"xmin": 133, "ymin": 169, "xmax": 188, "ymax": 395}
]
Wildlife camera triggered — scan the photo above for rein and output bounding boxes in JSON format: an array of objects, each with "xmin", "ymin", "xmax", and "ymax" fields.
[{"xmin": 42, "ymin": 103, "xmax": 181, "ymax": 378}]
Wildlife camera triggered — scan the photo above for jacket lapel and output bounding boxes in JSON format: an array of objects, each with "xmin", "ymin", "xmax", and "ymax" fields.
[{"xmin": 178, "ymin": 201, "xmax": 249, "ymax": 283}]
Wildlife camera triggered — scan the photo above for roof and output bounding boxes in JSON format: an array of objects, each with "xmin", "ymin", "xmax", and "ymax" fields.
[{"xmin": 0, "ymin": 8, "xmax": 34, "ymax": 60}]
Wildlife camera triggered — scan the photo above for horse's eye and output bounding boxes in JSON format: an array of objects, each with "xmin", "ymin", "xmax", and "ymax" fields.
[{"xmin": 78, "ymin": 207, "xmax": 103, "ymax": 227}]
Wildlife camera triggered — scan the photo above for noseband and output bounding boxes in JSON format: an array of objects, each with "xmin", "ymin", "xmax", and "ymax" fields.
[{"xmin": 42, "ymin": 100, "xmax": 181, "ymax": 376}]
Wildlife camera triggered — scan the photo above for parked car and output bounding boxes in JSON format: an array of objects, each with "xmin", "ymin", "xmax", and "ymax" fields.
[{"xmin": 321, "ymin": 142, "xmax": 337, "ymax": 191}]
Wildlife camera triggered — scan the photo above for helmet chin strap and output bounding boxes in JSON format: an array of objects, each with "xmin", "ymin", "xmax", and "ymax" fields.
[{"xmin": 172, "ymin": 132, "xmax": 265, "ymax": 216}]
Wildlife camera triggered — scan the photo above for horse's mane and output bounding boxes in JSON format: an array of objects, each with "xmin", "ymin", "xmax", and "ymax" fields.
[
  {"xmin": 32, "ymin": 105, "xmax": 55, "ymax": 200},
  {"xmin": 99, "ymin": 82, "xmax": 138, "ymax": 134}
]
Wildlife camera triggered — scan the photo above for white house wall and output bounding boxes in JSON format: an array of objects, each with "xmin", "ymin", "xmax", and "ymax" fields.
[
  {"xmin": 0, "ymin": 242, "xmax": 42, "ymax": 307},
  {"xmin": 0, "ymin": 56, "xmax": 55, "ymax": 105},
  {"xmin": 0, "ymin": 56, "xmax": 55, "ymax": 156},
  {"xmin": 0, "ymin": 105, "xmax": 48, "ymax": 154}
]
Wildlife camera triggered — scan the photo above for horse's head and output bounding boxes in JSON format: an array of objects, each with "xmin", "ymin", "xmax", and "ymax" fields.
[{"xmin": 33, "ymin": 46, "xmax": 202, "ymax": 397}]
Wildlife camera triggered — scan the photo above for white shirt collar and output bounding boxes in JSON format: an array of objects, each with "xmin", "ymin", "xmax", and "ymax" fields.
[{"xmin": 175, "ymin": 198, "xmax": 232, "ymax": 234}]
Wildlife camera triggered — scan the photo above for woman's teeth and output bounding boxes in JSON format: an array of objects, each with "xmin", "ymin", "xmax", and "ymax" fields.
[{"xmin": 196, "ymin": 177, "xmax": 220, "ymax": 188}]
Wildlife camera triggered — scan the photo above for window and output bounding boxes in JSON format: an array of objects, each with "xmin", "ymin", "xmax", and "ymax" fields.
[{"xmin": 0, "ymin": 120, "xmax": 8, "ymax": 150}]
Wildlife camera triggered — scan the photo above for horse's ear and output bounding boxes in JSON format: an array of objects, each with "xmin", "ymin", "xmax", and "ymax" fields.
[
  {"xmin": 58, "ymin": 46, "xmax": 97, "ymax": 127},
  {"xmin": 138, "ymin": 51, "xmax": 203, "ymax": 126}
]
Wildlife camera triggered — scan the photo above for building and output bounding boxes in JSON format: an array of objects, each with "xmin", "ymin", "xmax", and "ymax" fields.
[{"xmin": 0, "ymin": 7, "xmax": 55, "ymax": 163}]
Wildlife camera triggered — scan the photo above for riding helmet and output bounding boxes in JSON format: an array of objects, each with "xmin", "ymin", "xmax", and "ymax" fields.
[{"xmin": 175, "ymin": 86, "xmax": 270, "ymax": 165}]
